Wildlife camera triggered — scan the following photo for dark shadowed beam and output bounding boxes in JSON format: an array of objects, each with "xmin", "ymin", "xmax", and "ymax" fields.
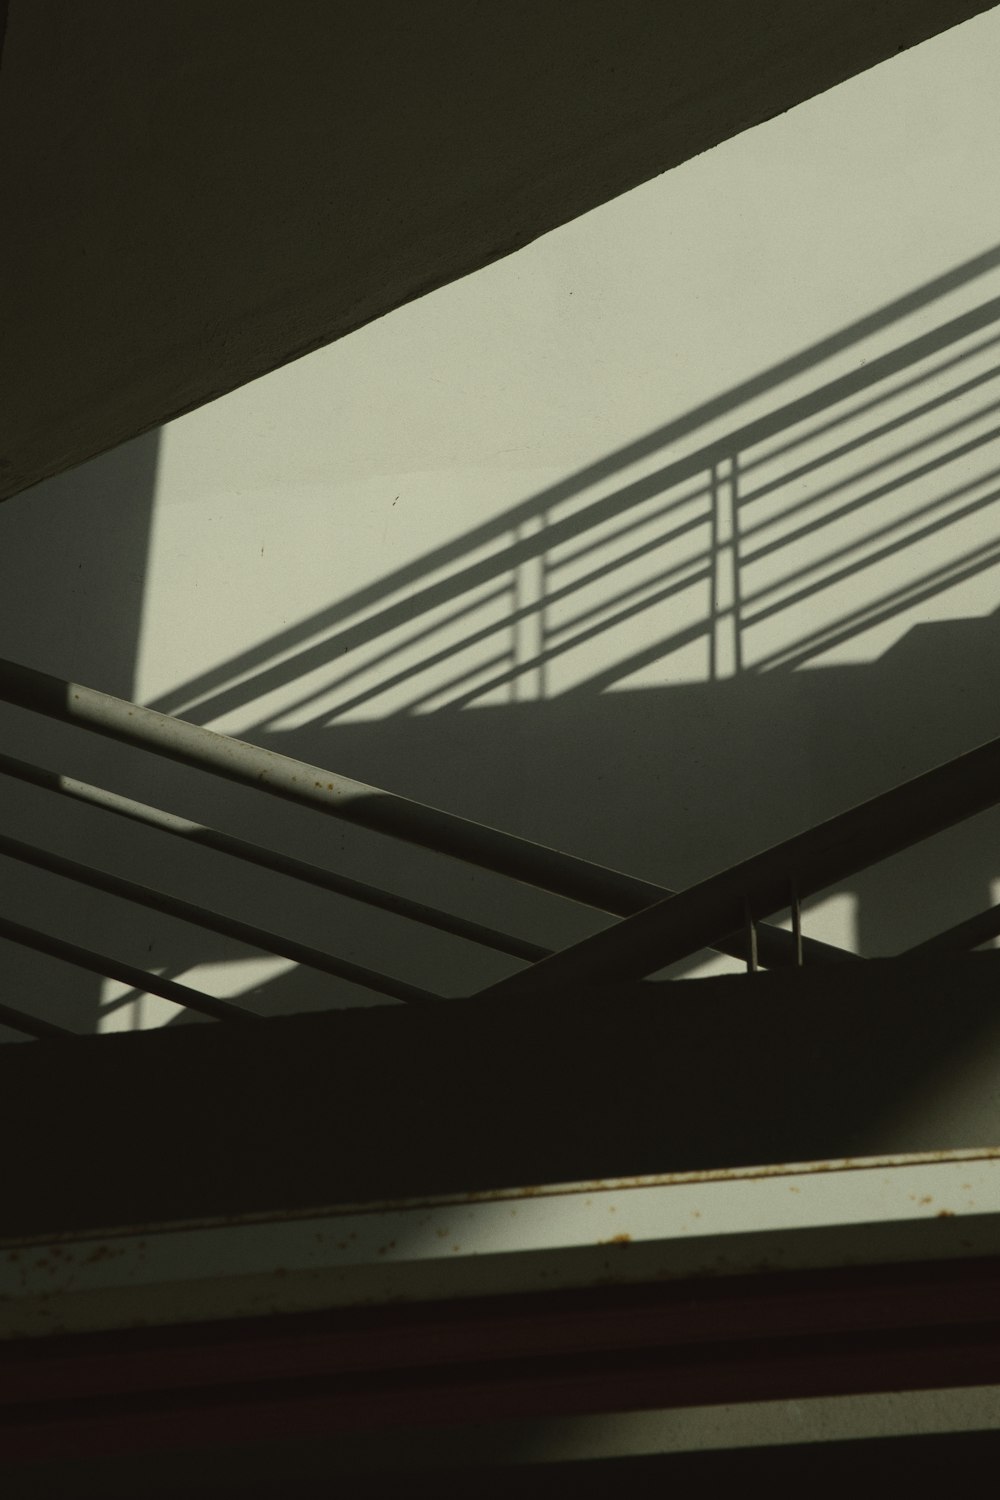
[
  {"xmin": 0, "ymin": 0, "xmax": 994, "ymax": 502},
  {"xmin": 3, "ymin": 953, "xmax": 1000, "ymax": 1238}
]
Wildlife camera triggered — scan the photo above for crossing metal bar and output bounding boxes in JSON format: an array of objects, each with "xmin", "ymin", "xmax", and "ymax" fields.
[
  {"xmin": 0, "ymin": 657, "xmax": 669, "ymax": 902},
  {"xmin": 0, "ymin": 997, "xmax": 73, "ymax": 1041},
  {"xmin": 0, "ymin": 752, "xmax": 550, "ymax": 964},
  {"xmin": 0, "ymin": 832, "xmax": 437, "ymax": 1007},
  {"xmin": 0, "ymin": 915, "xmax": 259, "ymax": 1024},
  {"xmin": 0, "ymin": 658, "xmax": 849, "ymax": 969},
  {"xmin": 479, "ymin": 729, "xmax": 1000, "ymax": 999},
  {"xmin": 905, "ymin": 903, "xmax": 1000, "ymax": 955}
]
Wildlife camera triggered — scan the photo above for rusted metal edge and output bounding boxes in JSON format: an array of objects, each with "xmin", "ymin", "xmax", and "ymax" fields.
[
  {"xmin": 5, "ymin": 1153, "xmax": 1000, "ymax": 1343},
  {"xmin": 3, "ymin": 1146, "xmax": 999, "ymax": 1248}
]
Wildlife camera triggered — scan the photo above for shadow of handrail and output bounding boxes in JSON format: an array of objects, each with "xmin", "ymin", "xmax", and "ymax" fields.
[{"xmin": 147, "ymin": 261, "xmax": 1000, "ymax": 732}]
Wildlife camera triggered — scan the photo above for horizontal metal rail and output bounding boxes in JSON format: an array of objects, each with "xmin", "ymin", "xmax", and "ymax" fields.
[
  {"xmin": 0, "ymin": 997, "xmax": 73, "ymax": 1041},
  {"xmin": 479, "ymin": 731, "xmax": 1000, "ymax": 999},
  {"xmin": 0, "ymin": 833, "xmax": 436, "ymax": 1008},
  {"xmin": 0, "ymin": 658, "xmax": 849, "ymax": 969},
  {"xmin": 0, "ymin": 752, "xmax": 550, "ymax": 964},
  {"xmin": 0, "ymin": 915, "xmax": 259, "ymax": 1024}
]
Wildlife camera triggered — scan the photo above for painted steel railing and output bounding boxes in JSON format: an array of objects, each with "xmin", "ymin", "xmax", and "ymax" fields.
[
  {"xmin": 0, "ymin": 656, "xmax": 853, "ymax": 1038},
  {"xmin": 481, "ymin": 730, "xmax": 1000, "ymax": 1000},
  {"xmin": 5, "ymin": 653, "xmax": 1000, "ymax": 1036}
]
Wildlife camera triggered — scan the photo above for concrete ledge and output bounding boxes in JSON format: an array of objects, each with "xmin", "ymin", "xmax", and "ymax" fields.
[{"xmin": 3, "ymin": 952, "xmax": 1000, "ymax": 1238}]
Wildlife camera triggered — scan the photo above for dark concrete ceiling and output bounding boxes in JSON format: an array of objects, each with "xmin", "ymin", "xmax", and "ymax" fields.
[{"xmin": 0, "ymin": 0, "xmax": 994, "ymax": 504}]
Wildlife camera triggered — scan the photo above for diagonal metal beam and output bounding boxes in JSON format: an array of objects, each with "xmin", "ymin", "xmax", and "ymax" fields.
[
  {"xmin": 478, "ymin": 731, "xmax": 1000, "ymax": 999},
  {"xmin": 0, "ymin": 996, "xmax": 72, "ymax": 1041},
  {"xmin": 0, "ymin": 914, "xmax": 258, "ymax": 1025},
  {"xmin": 904, "ymin": 903, "xmax": 1000, "ymax": 955},
  {"xmin": 0, "ymin": 831, "xmax": 436, "ymax": 1008},
  {"xmin": 0, "ymin": 750, "xmax": 549, "ymax": 964},
  {"xmin": 0, "ymin": 656, "xmax": 850, "ymax": 968}
]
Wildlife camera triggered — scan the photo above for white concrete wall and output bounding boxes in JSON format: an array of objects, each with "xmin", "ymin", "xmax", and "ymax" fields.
[{"xmin": 4, "ymin": 8, "xmax": 1000, "ymax": 1037}]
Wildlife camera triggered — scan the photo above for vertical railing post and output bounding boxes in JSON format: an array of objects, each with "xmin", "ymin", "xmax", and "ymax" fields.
[
  {"xmin": 791, "ymin": 876, "xmax": 803, "ymax": 967},
  {"xmin": 744, "ymin": 895, "xmax": 759, "ymax": 973}
]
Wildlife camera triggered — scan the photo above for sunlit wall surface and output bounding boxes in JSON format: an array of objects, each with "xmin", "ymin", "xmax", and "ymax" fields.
[{"xmin": 3, "ymin": 9, "xmax": 1000, "ymax": 1034}]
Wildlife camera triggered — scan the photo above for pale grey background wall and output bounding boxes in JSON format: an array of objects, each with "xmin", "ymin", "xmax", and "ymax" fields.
[{"xmin": 3, "ymin": 8, "xmax": 1000, "ymax": 1036}]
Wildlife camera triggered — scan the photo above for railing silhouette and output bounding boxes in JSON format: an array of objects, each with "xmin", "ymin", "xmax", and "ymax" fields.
[
  {"xmin": 0, "ymin": 656, "xmax": 854, "ymax": 1039},
  {"xmin": 4, "ymin": 652, "xmax": 1000, "ymax": 1040},
  {"xmin": 6, "ymin": 256, "xmax": 1000, "ymax": 1038},
  {"xmin": 480, "ymin": 731, "xmax": 1000, "ymax": 1001}
]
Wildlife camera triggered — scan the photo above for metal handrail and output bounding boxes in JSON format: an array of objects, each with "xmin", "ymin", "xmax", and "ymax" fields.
[
  {"xmin": 478, "ymin": 729, "xmax": 1000, "ymax": 999},
  {"xmin": 0, "ymin": 657, "xmax": 847, "ymax": 970},
  {"xmin": 0, "ymin": 832, "xmax": 436, "ymax": 1007},
  {"xmin": 0, "ymin": 991, "xmax": 73, "ymax": 1041},
  {"xmin": 0, "ymin": 915, "xmax": 260, "ymax": 1024},
  {"xmin": 0, "ymin": 656, "xmax": 690, "ymax": 904},
  {"xmin": 0, "ymin": 751, "xmax": 550, "ymax": 965}
]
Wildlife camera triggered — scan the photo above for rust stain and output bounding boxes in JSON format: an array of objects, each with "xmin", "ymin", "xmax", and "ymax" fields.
[
  {"xmin": 600, "ymin": 1233, "xmax": 632, "ymax": 1246},
  {"xmin": 82, "ymin": 1245, "xmax": 123, "ymax": 1265},
  {"xmin": 937, "ymin": 1210, "xmax": 956, "ymax": 1218}
]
